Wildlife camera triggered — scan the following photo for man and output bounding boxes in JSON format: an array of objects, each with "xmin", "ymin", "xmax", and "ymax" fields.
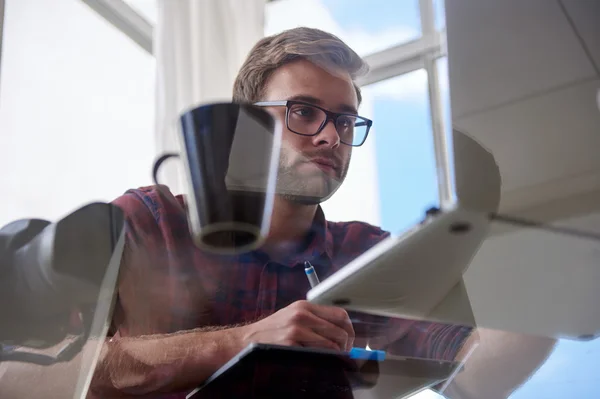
[{"xmin": 88, "ymin": 27, "xmax": 555, "ymax": 398}]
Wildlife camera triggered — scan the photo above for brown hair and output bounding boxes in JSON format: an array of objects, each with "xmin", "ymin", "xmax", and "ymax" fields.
[{"xmin": 233, "ymin": 27, "xmax": 369, "ymax": 105}]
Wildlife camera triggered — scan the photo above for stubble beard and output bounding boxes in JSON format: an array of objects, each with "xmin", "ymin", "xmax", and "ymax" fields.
[{"xmin": 275, "ymin": 149, "xmax": 350, "ymax": 205}]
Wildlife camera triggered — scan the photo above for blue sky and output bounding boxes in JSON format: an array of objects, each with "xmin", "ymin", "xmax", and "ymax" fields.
[
  {"xmin": 322, "ymin": 0, "xmax": 438, "ymax": 234},
  {"xmin": 318, "ymin": 1, "xmax": 600, "ymax": 398},
  {"xmin": 321, "ymin": 0, "xmax": 422, "ymax": 40},
  {"xmin": 369, "ymin": 86, "xmax": 439, "ymax": 233}
]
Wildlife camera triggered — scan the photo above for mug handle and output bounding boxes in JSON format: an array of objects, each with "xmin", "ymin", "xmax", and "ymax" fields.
[{"xmin": 152, "ymin": 153, "xmax": 180, "ymax": 185}]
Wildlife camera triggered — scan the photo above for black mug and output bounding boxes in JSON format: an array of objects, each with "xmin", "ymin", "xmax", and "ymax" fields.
[{"xmin": 153, "ymin": 102, "xmax": 282, "ymax": 254}]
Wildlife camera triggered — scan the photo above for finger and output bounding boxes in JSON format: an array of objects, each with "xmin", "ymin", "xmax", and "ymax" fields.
[
  {"xmin": 306, "ymin": 303, "xmax": 349, "ymax": 324},
  {"xmin": 308, "ymin": 304, "xmax": 355, "ymax": 347},
  {"xmin": 288, "ymin": 302, "xmax": 354, "ymax": 349},
  {"xmin": 287, "ymin": 326, "xmax": 342, "ymax": 351},
  {"xmin": 306, "ymin": 314, "xmax": 353, "ymax": 351},
  {"xmin": 288, "ymin": 310, "xmax": 351, "ymax": 351}
]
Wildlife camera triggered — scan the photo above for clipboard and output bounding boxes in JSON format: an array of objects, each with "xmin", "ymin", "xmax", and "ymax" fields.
[{"xmin": 186, "ymin": 343, "xmax": 460, "ymax": 399}]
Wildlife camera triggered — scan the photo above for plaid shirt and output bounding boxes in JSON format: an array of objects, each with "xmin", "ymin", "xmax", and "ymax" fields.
[{"xmin": 106, "ymin": 185, "xmax": 472, "ymax": 398}]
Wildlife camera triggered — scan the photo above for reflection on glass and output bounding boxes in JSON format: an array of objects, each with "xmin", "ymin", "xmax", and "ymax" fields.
[
  {"xmin": 6, "ymin": 0, "xmax": 598, "ymax": 397},
  {"xmin": 0, "ymin": 202, "xmax": 125, "ymax": 398},
  {"xmin": 438, "ymin": 48, "xmax": 600, "ymax": 399},
  {"xmin": 468, "ymin": 214, "xmax": 600, "ymax": 398},
  {"xmin": 510, "ymin": 338, "xmax": 600, "ymax": 398},
  {"xmin": 265, "ymin": 0, "xmax": 422, "ymax": 56}
]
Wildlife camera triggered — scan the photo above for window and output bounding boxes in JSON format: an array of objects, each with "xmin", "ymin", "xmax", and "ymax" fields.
[
  {"xmin": 360, "ymin": 70, "xmax": 439, "ymax": 234},
  {"xmin": 0, "ymin": 0, "xmax": 156, "ymax": 225},
  {"xmin": 265, "ymin": 0, "xmax": 422, "ymax": 56},
  {"xmin": 433, "ymin": 0, "xmax": 446, "ymax": 31},
  {"xmin": 123, "ymin": 0, "xmax": 157, "ymax": 24}
]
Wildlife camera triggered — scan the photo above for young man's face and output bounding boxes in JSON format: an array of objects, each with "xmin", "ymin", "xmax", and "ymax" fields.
[{"xmin": 262, "ymin": 59, "xmax": 358, "ymax": 204}]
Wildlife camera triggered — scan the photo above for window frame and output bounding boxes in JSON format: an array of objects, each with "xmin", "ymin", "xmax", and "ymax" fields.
[{"xmin": 74, "ymin": 0, "xmax": 451, "ymax": 205}]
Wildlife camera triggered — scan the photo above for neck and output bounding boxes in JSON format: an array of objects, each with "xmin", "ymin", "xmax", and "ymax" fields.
[{"xmin": 262, "ymin": 195, "xmax": 318, "ymax": 259}]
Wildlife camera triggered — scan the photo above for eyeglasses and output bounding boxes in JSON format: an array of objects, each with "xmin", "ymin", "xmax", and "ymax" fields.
[{"xmin": 254, "ymin": 100, "xmax": 373, "ymax": 147}]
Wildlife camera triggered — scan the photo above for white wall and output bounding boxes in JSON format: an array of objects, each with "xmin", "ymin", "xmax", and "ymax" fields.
[{"xmin": 0, "ymin": 0, "xmax": 156, "ymax": 226}]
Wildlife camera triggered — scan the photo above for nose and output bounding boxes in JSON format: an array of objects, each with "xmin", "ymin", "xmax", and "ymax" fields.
[{"xmin": 311, "ymin": 119, "xmax": 340, "ymax": 149}]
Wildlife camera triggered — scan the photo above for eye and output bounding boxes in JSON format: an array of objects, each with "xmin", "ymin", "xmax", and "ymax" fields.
[
  {"xmin": 337, "ymin": 115, "xmax": 356, "ymax": 129},
  {"xmin": 292, "ymin": 106, "xmax": 317, "ymax": 118}
]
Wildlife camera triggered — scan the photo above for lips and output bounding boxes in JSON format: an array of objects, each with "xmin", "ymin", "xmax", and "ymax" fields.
[
  {"xmin": 311, "ymin": 157, "xmax": 336, "ymax": 168},
  {"xmin": 307, "ymin": 156, "xmax": 338, "ymax": 175}
]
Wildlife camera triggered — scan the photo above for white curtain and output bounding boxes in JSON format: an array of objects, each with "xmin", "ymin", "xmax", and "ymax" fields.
[{"xmin": 154, "ymin": 0, "xmax": 266, "ymax": 193}]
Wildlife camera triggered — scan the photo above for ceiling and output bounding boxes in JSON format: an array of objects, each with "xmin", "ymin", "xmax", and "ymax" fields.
[{"xmin": 446, "ymin": 0, "xmax": 600, "ymax": 222}]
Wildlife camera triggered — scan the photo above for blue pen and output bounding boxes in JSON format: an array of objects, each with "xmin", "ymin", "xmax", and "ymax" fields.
[
  {"xmin": 303, "ymin": 262, "xmax": 385, "ymax": 360},
  {"xmin": 304, "ymin": 261, "xmax": 320, "ymax": 288}
]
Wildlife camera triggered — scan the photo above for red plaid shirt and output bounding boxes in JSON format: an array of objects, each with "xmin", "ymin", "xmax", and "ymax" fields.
[{"xmin": 107, "ymin": 185, "xmax": 472, "ymax": 397}]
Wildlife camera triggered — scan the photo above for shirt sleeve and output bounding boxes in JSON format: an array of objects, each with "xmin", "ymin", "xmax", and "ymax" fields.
[
  {"xmin": 111, "ymin": 188, "xmax": 163, "ymax": 248},
  {"xmin": 109, "ymin": 186, "xmax": 205, "ymax": 337},
  {"xmin": 108, "ymin": 188, "xmax": 169, "ymax": 337}
]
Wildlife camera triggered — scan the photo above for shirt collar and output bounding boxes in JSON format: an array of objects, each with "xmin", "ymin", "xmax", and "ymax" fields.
[
  {"xmin": 247, "ymin": 205, "xmax": 334, "ymax": 267},
  {"xmin": 303, "ymin": 205, "xmax": 335, "ymax": 262}
]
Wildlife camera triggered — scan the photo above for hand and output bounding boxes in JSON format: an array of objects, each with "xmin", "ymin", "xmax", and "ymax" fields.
[{"xmin": 239, "ymin": 300, "xmax": 355, "ymax": 351}]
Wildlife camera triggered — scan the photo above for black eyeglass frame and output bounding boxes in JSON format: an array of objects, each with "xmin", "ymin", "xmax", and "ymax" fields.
[{"xmin": 254, "ymin": 100, "xmax": 373, "ymax": 147}]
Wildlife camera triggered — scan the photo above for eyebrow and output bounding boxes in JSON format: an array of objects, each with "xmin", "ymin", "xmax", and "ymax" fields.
[{"xmin": 286, "ymin": 94, "xmax": 358, "ymax": 115}]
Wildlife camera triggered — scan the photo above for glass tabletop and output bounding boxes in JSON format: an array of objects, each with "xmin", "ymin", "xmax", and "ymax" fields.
[{"xmin": 2, "ymin": 0, "xmax": 599, "ymax": 398}]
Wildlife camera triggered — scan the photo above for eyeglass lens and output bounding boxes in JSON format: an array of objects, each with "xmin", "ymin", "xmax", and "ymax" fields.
[{"xmin": 287, "ymin": 103, "xmax": 368, "ymax": 146}]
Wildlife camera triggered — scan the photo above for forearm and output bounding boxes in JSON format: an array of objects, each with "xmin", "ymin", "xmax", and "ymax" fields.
[{"xmin": 88, "ymin": 326, "xmax": 246, "ymax": 398}]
